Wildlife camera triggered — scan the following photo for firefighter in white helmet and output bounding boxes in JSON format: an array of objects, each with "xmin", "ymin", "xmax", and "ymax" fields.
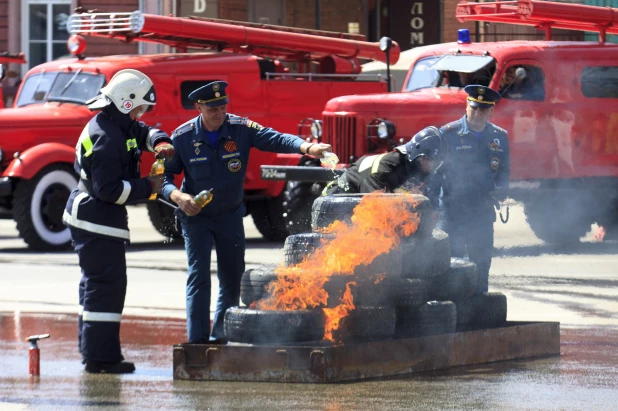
[{"xmin": 63, "ymin": 69, "xmax": 174, "ymax": 374}]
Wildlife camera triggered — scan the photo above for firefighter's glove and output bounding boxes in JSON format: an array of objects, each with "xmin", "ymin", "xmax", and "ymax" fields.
[
  {"xmin": 154, "ymin": 143, "xmax": 175, "ymax": 161},
  {"xmin": 147, "ymin": 174, "xmax": 163, "ymax": 195}
]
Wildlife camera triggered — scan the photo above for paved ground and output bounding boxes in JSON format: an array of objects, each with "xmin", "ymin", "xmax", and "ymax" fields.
[{"xmin": 0, "ymin": 203, "xmax": 617, "ymax": 409}]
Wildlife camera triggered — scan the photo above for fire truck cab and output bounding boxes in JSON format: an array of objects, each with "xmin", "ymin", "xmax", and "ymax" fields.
[
  {"xmin": 0, "ymin": 11, "xmax": 399, "ymax": 250},
  {"xmin": 262, "ymin": 0, "xmax": 618, "ymax": 245}
]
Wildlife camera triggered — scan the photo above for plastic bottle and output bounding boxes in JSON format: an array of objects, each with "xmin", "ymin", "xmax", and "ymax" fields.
[
  {"xmin": 320, "ymin": 151, "xmax": 339, "ymax": 170},
  {"xmin": 194, "ymin": 189, "xmax": 214, "ymax": 208},
  {"xmin": 148, "ymin": 158, "xmax": 165, "ymax": 201}
]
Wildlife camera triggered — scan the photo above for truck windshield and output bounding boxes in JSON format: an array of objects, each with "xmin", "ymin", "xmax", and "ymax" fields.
[
  {"xmin": 405, "ymin": 55, "xmax": 496, "ymax": 92},
  {"xmin": 16, "ymin": 71, "xmax": 105, "ymax": 107}
]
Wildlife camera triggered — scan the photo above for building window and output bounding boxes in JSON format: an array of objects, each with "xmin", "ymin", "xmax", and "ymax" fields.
[{"xmin": 23, "ymin": 0, "xmax": 72, "ymax": 70}]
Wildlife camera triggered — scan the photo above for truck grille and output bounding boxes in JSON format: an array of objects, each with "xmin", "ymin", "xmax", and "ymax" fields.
[{"xmin": 323, "ymin": 115, "xmax": 357, "ymax": 164}]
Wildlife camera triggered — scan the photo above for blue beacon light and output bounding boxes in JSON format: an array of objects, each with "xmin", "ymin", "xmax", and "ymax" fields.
[{"xmin": 458, "ymin": 29, "xmax": 472, "ymax": 44}]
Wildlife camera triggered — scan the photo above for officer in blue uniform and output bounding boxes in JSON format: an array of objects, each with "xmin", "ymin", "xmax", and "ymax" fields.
[
  {"xmin": 436, "ymin": 85, "xmax": 510, "ymax": 293},
  {"xmin": 162, "ymin": 81, "xmax": 332, "ymax": 343},
  {"xmin": 63, "ymin": 69, "xmax": 174, "ymax": 373}
]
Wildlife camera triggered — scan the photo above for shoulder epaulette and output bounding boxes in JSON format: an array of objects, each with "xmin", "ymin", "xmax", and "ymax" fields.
[
  {"xmin": 228, "ymin": 115, "xmax": 248, "ymax": 125},
  {"xmin": 172, "ymin": 122, "xmax": 195, "ymax": 138},
  {"xmin": 491, "ymin": 123, "xmax": 507, "ymax": 134},
  {"xmin": 441, "ymin": 120, "xmax": 460, "ymax": 132}
]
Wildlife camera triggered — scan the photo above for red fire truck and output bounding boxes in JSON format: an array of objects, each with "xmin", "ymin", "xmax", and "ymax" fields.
[
  {"xmin": 0, "ymin": 10, "xmax": 399, "ymax": 250},
  {"xmin": 262, "ymin": 0, "xmax": 618, "ymax": 245}
]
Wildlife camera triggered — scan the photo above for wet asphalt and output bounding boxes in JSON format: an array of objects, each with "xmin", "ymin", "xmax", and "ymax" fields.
[
  {"xmin": 1, "ymin": 205, "xmax": 618, "ymax": 409},
  {"xmin": 1, "ymin": 316, "xmax": 617, "ymax": 409}
]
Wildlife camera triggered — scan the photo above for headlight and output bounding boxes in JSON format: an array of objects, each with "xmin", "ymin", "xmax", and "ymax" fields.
[
  {"xmin": 377, "ymin": 121, "xmax": 396, "ymax": 139},
  {"xmin": 310, "ymin": 120, "xmax": 323, "ymax": 140}
]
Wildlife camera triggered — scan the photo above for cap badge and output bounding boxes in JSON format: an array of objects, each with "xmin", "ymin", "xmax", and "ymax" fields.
[
  {"xmin": 478, "ymin": 95, "xmax": 484, "ymax": 101},
  {"xmin": 215, "ymin": 92, "xmax": 221, "ymax": 98},
  {"xmin": 212, "ymin": 82, "xmax": 220, "ymax": 92},
  {"xmin": 478, "ymin": 87, "xmax": 485, "ymax": 95}
]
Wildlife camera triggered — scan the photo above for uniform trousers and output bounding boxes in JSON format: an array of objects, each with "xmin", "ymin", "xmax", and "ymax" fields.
[
  {"xmin": 179, "ymin": 204, "xmax": 246, "ymax": 342},
  {"xmin": 444, "ymin": 205, "xmax": 495, "ymax": 293},
  {"xmin": 71, "ymin": 227, "xmax": 127, "ymax": 363}
]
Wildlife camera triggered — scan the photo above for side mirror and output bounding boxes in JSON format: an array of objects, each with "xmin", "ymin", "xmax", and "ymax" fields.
[{"xmin": 0, "ymin": 64, "xmax": 6, "ymax": 82}]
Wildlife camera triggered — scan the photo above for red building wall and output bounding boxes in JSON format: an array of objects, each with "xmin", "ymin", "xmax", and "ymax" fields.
[{"xmin": 0, "ymin": 0, "xmax": 8, "ymax": 51}]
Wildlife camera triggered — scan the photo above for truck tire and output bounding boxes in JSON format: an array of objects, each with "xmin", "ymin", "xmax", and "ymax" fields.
[
  {"xmin": 395, "ymin": 300, "xmax": 457, "ymax": 338},
  {"xmin": 283, "ymin": 232, "xmax": 335, "ymax": 267},
  {"xmin": 248, "ymin": 194, "xmax": 288, "ymax": 242},
  {"xmin": 400, "ymin": 229, "xmax": 451, "ymax": 279},
  {"xmin": 146, "ymin": 201, "xmax": 182, "ymax": 240},
  {"xmin": 311, "ymin": 193, "xmax": 432, "ymax": 235},
  {"xmin": 337, "ymin": 306, "xmax": 396, "ymax": 342},
  {"xmin": 428, "ymin": 258, "xmax": 478, "ymax": 302},
  {"xmin": 457, "ymin": 292, "xmax": 507, "ymax": 328},
  {"xmin": 524, "ymin": 198, "xmax": 592, "ymax": 244},
  {"xmin": 224, "ymin": 307, "xmax": 325, "ymax": 343},
  {"xmin": 12, "ymin": 165, "xmax": 76, "ymax": 251},
  {"xmin": 283, "ymin": 180, "xmax": 321, "ymax": 235},
  {"xmin": 240, "ymin": 264, "xmax": 279, "ymax": 306}
]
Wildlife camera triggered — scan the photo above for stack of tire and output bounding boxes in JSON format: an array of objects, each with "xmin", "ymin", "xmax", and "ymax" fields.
[{"xmin": 225, "ymin": 194, "xmax": 507, "ymax": 345}]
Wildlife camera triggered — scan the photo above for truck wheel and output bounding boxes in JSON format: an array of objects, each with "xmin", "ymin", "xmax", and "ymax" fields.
[
  {"xmin": 146, "ymin": 201, "xmax": 182, "ymax": 240},
  {"xmin": 12, "ymin": 165, "xmax": 76, "ymax": 251},
  {"xmin": 283, "ymin": 181, "xmax": 321, "ymax": 235},
  {"xmin": 248, "ymin": 194, "xmax": 288, "ymax": 241},
  {"xmin": 524, "ymin": 199, "xmax": 592, "ymax": 244}
]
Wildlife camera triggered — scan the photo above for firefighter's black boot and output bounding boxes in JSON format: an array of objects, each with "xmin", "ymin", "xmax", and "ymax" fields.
[{"xmin": 84, "ymin": 361, "xmax": 135, "ymax": 374}]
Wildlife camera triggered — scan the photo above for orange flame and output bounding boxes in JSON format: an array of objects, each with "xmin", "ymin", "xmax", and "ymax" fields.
[
  {"xmin": 256, "ymin": 193, "xmax": 421, "ymax": 341},
  {"xmin": 323, "ymin": 282, "xmax": 356, "ymax": 342},
  {"xmin": 373, "ymin": 273, "xmax": 387, "ymax": 284}
]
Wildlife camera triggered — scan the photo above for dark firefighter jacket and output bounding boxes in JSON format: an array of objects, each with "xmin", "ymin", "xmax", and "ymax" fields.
[
  {"xmin": 161, "ymin": 113, "xmax": 304, "ymax": 217},
  {"xmin": 63, "ymin": 105, "xmax": 172, "ymax": 241},
  {"xmin": 324, "ymin": 149, "xmax": 440, "ymax": 209}
]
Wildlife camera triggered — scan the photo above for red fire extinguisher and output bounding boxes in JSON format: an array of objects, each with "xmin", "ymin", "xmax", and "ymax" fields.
[{"xmin": 26, "ymin": 334, "xmax": 50, "ymax": 376}]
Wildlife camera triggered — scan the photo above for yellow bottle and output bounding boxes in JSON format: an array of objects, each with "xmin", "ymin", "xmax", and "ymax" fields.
[
  {"xmin": 148, "ymin": 158, "xmax": 165, "ymax": 201},
  {"xmin": 194, "ymin": 189, "xmax": 214, "ymax": 208}
]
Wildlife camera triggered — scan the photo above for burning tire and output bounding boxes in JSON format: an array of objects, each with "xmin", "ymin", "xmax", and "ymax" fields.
[
  {"xmin": 146, "ymin": 201, "xmax": 182, "ymax": 239},
  {"xmin": 311, "ymin": 193, "xmax": 432, "ymax": 236},
  {"xmin": 428, "ymin": 258, "xmax": 478, "ymax": 302},
  {"xmin": 240, "ymin": 264, "xmax": 279, "ymax": 306},
  {"xmin": 400, "ymin": 229, "xmax": 451, "ymax": 279},
  {"xmin": 456, "ymin": 292, "xmax": 507, "ymax": 328},
  {"xmin": 352, "ymin": 277, "xmax": 429, "ymax": 308},
  {"xmin": 283, "ymin": 232, "xmax": 335, "ymax": 267},
  {"xmin": 395, "ymin": 301, "xmax": 457, "ymax": 338},
  {"xmin": 224, "ymin": 307, "xmax": 325, "ymax": 343},
  {"xmin": 12, "ymin": 164, "xmax": 77, "ymax": 251},
  {"xmin": 524, "ymin": 198, "xmax": 593, "ymax": 245},
  {"xmin": 336, "ymin": 306, "xmax": 396, "ymax": 342}
]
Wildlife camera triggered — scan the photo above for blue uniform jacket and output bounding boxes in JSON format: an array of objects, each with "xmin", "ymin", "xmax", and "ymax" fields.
[
  {"xmin": 162, "ymin": 113, "xmax": 304, "ymax": 217},
  {"xmin": 63, "ymin": 106, "xmax": 172, "ymax": 241},
  {"xmin": 436, "ymin": 115, "xmax": 510, "ymax": 212}
]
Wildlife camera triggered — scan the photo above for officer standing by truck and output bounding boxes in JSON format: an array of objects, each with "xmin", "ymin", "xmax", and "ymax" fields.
[
  {"xmin": 436, "ymin": 85, "xmax": 510, "ymax": 293},
  {"xmin": 63, "ymin": 69, "xmax": 174, "ymax": 373},
  {"xmin": 162, "ymin": 81, "xmax": 332, "ymax": 344},
  {"xmin": 322, "ymin": 126, "xmax": 445, "ymax": 222}
]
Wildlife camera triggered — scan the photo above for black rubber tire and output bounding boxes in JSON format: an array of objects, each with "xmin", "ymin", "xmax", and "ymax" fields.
[
  {"xmin": 400, "ymin": 229, "xmax": 451, "ymax": 279},
  {"xmin": 248, "ymin": 194, "xmax": 288, "ymax": 241},
  {"xmin": 456, "ymin": 292, "xmax": 507, "ymax": 328},
  {"xmin": 146, "ymin": 201, "xmax": 182, "ymax": 239},
  {"xmin": 396, "ymin": 300, "xmax": 457, "ymax": 338},
  {"xmin": 352, "ymin": 277, "xmax": 428, "ymax": 308},
  {"xmin": 524, "ymin": 198, "xmax": 593, "ymax": 245},
  {"xmin": 311, "ymin": 193, "xmax": 432, "ymax": 236},
  {"xmin": 240, "ymin": 264, "xmax": 279, "ymax": 306},
  {"xmin": 12, "ymin": 164, "xmax": 76, "ymax": 251},
  {"xmin": 429, "ymin": 258, "xmax": 478, "ymax": 302},
  {"xmin": 283, "ymin": 233, "xmax": 335, "ymax": 267},
  {"xmin": 336, "ymin": 306, "xmax": 396, "ymax": 342},
  {"xmin": 224, "ymin": 306, "xmax": 325, "ymax": 343}
]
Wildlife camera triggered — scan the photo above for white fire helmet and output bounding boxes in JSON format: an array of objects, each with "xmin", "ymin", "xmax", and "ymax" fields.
[{"xmin": 86, "ymin": 69, "xmax": 156, "ymax": 114}]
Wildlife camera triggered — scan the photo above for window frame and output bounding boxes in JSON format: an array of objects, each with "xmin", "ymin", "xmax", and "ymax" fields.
[
  {"xmin": 21, "ymin": 0, "xmax": 72, "ymax": 77},
  {"xmin": 580, "ymin": 66, "xmax": 618, "ymax": 99}
]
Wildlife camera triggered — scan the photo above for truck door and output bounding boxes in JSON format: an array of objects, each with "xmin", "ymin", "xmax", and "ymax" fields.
[
  {"xmin": 492, "ymin": 60, "xmax": 556, "ymax": 180},
  {"xmin": 574, "ymin": 61, "xmax": 618, "ymax": 177},
  {"xmin": 176, "ymin": 76, "xmax": 229, "ymax": 126}
]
